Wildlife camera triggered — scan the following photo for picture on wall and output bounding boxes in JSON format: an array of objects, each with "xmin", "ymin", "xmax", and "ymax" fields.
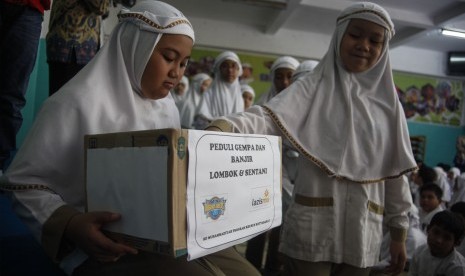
[{"xmin": 394, "ymin": 72, "xmax": 464, "ymax": 126}]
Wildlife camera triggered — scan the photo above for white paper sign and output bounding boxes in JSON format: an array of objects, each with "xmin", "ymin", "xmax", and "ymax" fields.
[{"xmin": 186, "ymin": 130, "xmax": 282, "ymax": 260}]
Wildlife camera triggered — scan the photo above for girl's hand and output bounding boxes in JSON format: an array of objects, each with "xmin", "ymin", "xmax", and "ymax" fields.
[{"xmin": 65, "ymin": 211, "xmax": 138, "ymax": 262}]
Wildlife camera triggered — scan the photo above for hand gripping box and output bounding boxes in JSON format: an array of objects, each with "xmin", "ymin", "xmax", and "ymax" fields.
[{"xmin": 85, "ymin": 128, "xmax": 282, "ymax": 258}]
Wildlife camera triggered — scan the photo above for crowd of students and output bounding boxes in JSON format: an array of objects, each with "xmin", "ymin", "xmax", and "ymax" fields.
[{"xmin": 1, "ymin": 1, "xmax": 465, "ymax": 276}]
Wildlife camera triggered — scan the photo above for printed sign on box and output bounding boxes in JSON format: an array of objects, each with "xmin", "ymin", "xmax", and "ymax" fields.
[{"xmin": 186, "ymin": 130, "xmax": 282, "ymax": 260}]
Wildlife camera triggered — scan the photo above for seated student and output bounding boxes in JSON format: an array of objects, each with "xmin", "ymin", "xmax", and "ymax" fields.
[
  {"xmin": 411, "ymin": 165, "xmax": 437, "ymax": 208},
  {"xmin": 450, "ymin": 201, "xmax": 465, "ymax": 257},
  {"xmin": 409, "ymin": 210, "xmax": 465, "ymax": 276},
  {"xmin": 419, "ymin": 183, "xmax": 444, "ymax": 233},
  {"xmin": 434, "ymin": 166, "xmax": 452, "ymax": 208},
  {"xmin": 0, "ymin": 2, "xmax": 259, "ymax": 275},
  {"xmin": 450, "ymin": 173, "xmax": 465, "ymax": 206}
]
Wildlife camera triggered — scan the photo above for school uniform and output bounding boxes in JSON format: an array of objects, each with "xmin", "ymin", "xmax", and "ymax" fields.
[
  {"xmin": 0, "ymin": 2, "xmax": 258, "ymax": 275},
  {"xmin": 208, "ymin": 2, "xmax": 417, "ymax": 273},
  {"xmin": 410, "ymin": 244, "xmax": 465, "ymax": 276}
]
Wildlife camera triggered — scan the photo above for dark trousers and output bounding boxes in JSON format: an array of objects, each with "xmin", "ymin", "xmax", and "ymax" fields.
[
  {"xmin": 48, "ymin": 60, "xmax": 85, "ymax": 96},
  {"xmin": 0, "ymin": 2, "xmax": 42, "ymax": 169}
]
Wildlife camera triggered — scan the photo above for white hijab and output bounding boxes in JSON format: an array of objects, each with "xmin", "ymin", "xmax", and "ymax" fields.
[
  {"xmin": 256, "ymin": 56, "xmax": 300, "ymax": 105},
  {"xmin": 172, "ymin": 75, "xmax": 189, "ymax": 104},
  {"xmin": 241, "ymin": 84, "xmax": 255, "ymax": 98},
  {"xmin": 179, "ymin": 73, "xmax": 211, "ymax": 128},
  {"xmin": 291, "ymin": 60, "xmax": 319, "ymax": 82},
  {"xmin": 263, "ymin": 2, "xmax": 416, "ymax": 183},
  {"xmin": 197, "ymin": 51, "xmax": 244, "ymax": 120},
  {"xmin": 1, "ymin": 1, "xmax": 195, "ymax": 207}
]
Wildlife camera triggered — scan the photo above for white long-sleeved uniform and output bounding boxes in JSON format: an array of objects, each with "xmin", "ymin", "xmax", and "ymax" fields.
[{"xmin": 212, "ymin": 105, "xmax": 412, "ymax": 268}]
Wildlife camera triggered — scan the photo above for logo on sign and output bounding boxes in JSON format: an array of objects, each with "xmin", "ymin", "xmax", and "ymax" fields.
[
  {"xmin": 252, "ymin": 189, "xmax": 270, "ymax": 207},
  {"xmin": 203, "ymin": 196, "xmax": 227, "ymax": 220}
]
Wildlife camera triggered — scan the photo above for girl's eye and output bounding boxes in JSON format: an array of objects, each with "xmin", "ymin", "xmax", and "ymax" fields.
[{"xmin": 164, "ymin": 56, "xmax": 174, "ymax": 62}]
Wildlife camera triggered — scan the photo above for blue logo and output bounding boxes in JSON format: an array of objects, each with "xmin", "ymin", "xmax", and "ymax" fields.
[{"xmin": 203, "ymin": 197, "xmax": 227, "ymax": 220}]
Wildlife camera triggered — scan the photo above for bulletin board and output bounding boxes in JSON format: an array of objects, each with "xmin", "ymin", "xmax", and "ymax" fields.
[{"xmin": 394, "ymin": 71, "xmax": 464, "ymax": 126}]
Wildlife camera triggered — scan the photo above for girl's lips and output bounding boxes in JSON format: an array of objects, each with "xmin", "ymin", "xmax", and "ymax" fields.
[{"xmin": 163, "ymin": 82, "xmax": 175, "ymax": 90}]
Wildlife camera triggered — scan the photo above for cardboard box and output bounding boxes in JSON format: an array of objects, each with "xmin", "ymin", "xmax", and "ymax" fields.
[
  {"xmin": 85, "ymin": 128, "xmax": 282, "ymax": 258},
  {"xmin": 85, "ymin": 128, "xmax": 188, "ymax": 257}
]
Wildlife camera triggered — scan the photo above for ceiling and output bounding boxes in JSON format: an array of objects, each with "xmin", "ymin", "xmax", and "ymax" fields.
[{"xmin": 164, "ymin": 0, "xmax": 465, "ymax": 55}]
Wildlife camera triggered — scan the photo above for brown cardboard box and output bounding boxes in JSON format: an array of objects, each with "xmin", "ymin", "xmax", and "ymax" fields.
[
  {"xmin": 85, "ymin": 128, "xmax": 282, "ymax": 259},
  {"xmin": 85, "ymin": 128, "xmax": 189, "ymax": 257}
]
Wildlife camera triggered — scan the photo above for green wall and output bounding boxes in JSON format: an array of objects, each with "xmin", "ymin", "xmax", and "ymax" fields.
[{"xmin": 17, "ymin": 41, "xmax": 465, "ymax": 169}]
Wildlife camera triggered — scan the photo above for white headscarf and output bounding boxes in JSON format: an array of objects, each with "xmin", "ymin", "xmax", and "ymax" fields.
[
  {"xmin": 179, "ymin": 73, "xmax": 212, "ymax": 128},
  {"xmin": 197, "ymin": 51, "xmax": 244, "ymax": 120},
  {"xmin": 291, "ymin": 60, "xmax": 319, "ymax": 82},
  {"xmin": 172, "ymin": 75, "xmax": 189, "ymax": 104},
  {"xmin": 1, "ymin": 1, "xmax": 194, "ymax": 208},
  {"xmin": 451, "ymin": 174, "xmax": 465, "ymax": 206},
  {"xmin": 256, "ymin": 56, "xmax": 300, "ymax": 105},
  {"xmin": 241, "ymin": 84, "xmax": 255, "ymax": 98},
  {"xmin": 263, "ymin": 2, "xmax": 416, "ymax": 183}
]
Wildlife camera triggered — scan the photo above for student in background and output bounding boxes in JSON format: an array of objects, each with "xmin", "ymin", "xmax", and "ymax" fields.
[
  {"xmin": 208, "ymin": 2, "xmax": 417, "ymax": 275},
  {"xmin": 419, "ymin": 183, "xmax": 444, "ymax": 233},
  {"xmin": 411, "ymin": 165, "xmax": 438, "ymax": 208},
  {"xmin": 194, "ymin": 51, "xmax": 244, "ymax": 129},
  {"xmin": 291, "ymin": 60, "xmax": 319, "ymax": 83},
  {"xmin": 256, "ymin": 56, "xmax": 299, "ymax": 105},
  {"xmin": 46, "ymin": 0, "xmax": 110, "ymax": 96},
  {"xmin": 241, "ymin": 84, "xmax": 255, "ymax": 110},
  {"xmin": 434, "ymin": 166, "xmax": 452, "ymax": 208},
  {"xmin": 179, "ymin": 73, "xmax": 212, "ymax": 129},
  {"xmin": 240, "ymin": 62, "xmax": 254, "ymax": 85},
  {"xmin": 450, "ymin": 201, "xmax": 465, "ymax": 257},
  {"xmin": 409, "ymin": 210, "xmax": 465, "ymax": 276},
  {"xmin": 172, "ymin": 75, "xmax": 189, "ymax": 105},
  {"xmin": 0, "ymin": 0, "xmax": 51, "ymax": 174},
  {"xmin": 450, "ymin": 174, "xmax": 465, "ymax": 206},
  {"xmin": 448, "ymin": 167, "xmax": 461, "ymax": 198},
  {"xmin": 245, "ymin": 55, "xmax": 300, "ymax": 274},
  {"xmin": 0, "ymin": 2, "xmax": 259, "ymax": 275}
]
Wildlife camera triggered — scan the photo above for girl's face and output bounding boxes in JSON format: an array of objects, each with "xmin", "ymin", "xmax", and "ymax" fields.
[
  {"xmin": 220, "ymin": 60, "xmax": 239, "ymax": 83},
  {"xmin": 200, "ymin": 78, "xmax": 212, "ymax": 93},
  {"xmin": 141, "ymin": 34, "xmax": 193, "ymax": 100},
  {"xmin": 242, "ymin": 91, "xmax": 254, "ymax": 109},
  {"xmin": 340, "ymin": 19, "xmax": 385, "ymax": 73},
  {"xmin": 274, "ymin": 68, "xmax": 294, "ymax": 93},
  {"xmin": 174, "ymin": 82, "xmax": 186, "ymax": 95}
]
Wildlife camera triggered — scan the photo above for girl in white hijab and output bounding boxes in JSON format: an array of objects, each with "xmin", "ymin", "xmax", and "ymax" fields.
[
  {"xmin": 241, "ymin": 84, "xmax": 255, "ymax": 110},
  {"xmin": 255, "ymin": 56, "xmax": 300, "ymax": 105},
  {"xmin": 171, "ymin": 75, "xmax": 189, "ymax": 105},
  {"xmin": 178, "ymin": 72, "xmax": 212, "ymax": 128},
  {"xmin": 208, "ymin": 2, "xmax": 417, "ymax": 275},
  {"xmin": 291, "ymin": 60, "xmax": 319, "ymax": 83},
  {"xmin": 0, "ymin": 2, "xmax": 259, "ymax": 275},
  {"xmin": 195, "ymin": 51, "xmax": 244, "ymax": 126}
]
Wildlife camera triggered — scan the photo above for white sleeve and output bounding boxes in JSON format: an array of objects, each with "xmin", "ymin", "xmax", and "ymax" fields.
[{"xmin": 384, "ymin": 175, "xmax": 412, "ymax": 232}]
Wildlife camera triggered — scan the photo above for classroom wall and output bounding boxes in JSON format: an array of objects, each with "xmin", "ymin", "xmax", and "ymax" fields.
[{"xmin": 18, "ymin": 7, "xmax": 465, "ymax": 169}]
